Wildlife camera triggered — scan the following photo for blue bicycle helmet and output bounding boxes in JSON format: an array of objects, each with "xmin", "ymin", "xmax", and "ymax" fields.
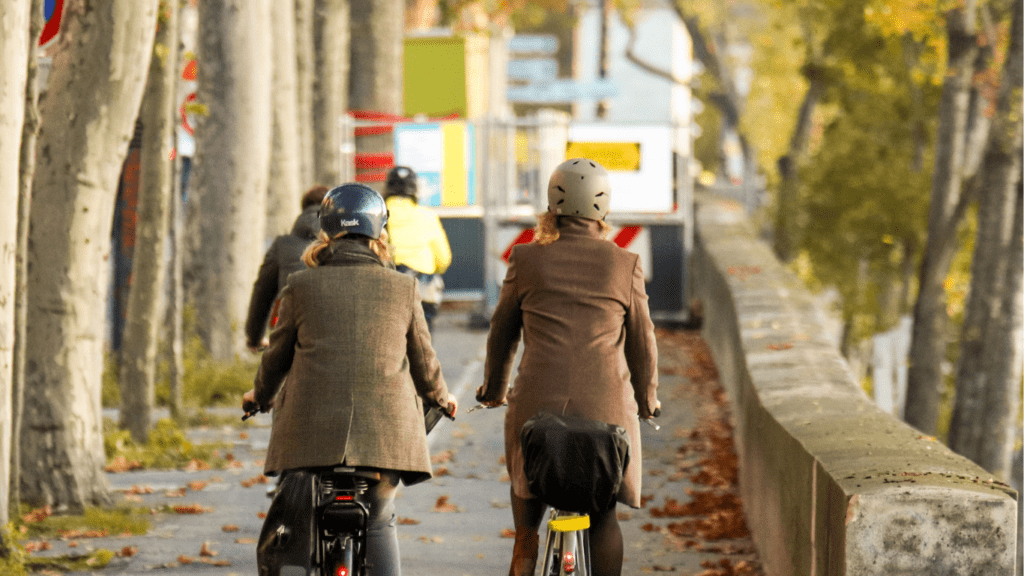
[{"xmin": 319, "ymin": 183, "xmax": 389, "ymax": 239}]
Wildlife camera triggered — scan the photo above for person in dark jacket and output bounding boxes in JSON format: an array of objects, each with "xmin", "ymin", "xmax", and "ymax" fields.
[
  {"xmin": 245, "ymin": 185, "xmax": 329, "ymax": 352},
  {"xmin": 242, "ymin": 183, "xmax": 458, "ymax": 576}
]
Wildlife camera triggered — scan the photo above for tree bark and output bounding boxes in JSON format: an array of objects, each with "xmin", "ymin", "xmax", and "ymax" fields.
[
  {"xmin": 11, "ymin": 0, "xmax": 44, "ymax": 521},
  {"xmin": 948, "ymin": 0, "xmax": 1023, "ymax": 475},
  {"xmin": 22, "ymin": 0, "xmax": 159, "ymax": 512},
  {"xmin": 349, "ymin": 0, "xmax": 403, "ymax": 191},
  {"xmin": 774, "ymin": 69, "xmax": 824, "ymax": 262},
  {"xmin": 0, "ymin": 0, "xmax": 32, "ymax": 530},
  {"xmin": 267, "ymin": 0, "xmax": 304, "ymax": 237},
  {"xmin": 294, "ymin": 0, "xmax": 316, "ymax": 186},
  {"xmin": 189, "ymin": 0, "xmax": 273, "ymax": 361},
  {"xmin": 904, "ymin": 4, "xmax": 978, "ymax": 434},
  {"xmin": 976, "ymin": 182, "xmax": 1023, "ymax": 478},
  {"xmin": 119, "ymin": 0, "xmax": 179, "ymax": 443},
  {"xmin": 312, "ymin": 0, "xmax": 349, "ymax": 186}
]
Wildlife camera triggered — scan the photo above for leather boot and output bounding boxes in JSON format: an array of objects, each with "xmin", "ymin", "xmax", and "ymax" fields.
[{"xmin": 507, "ymin": 530, "xmax": 539, "ymax": 576}]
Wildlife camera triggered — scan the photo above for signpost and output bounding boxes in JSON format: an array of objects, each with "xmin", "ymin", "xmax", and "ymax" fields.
[{"xmin": 507, "ymin": 79, "xmax": 618, "ymax": 104}]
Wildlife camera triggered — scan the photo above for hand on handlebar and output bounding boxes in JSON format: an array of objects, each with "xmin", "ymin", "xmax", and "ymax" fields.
[
  {"xmin": 241, "ymin": 389, "xmax": 266, "ymax": 421},
  {"xmin": 474, "ymin": 385, "xmax": 506, "ymax": 409},
  {"xmin": 444, "ymin": 395, "xmax": 459, "ymax": 419}
]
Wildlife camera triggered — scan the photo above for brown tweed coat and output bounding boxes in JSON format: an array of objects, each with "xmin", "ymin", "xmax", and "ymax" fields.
[
  {"xmin": 254, "ymin": 239, "xmax": 451, "ymax": 485},
  {"xmin": 478, "ymin": 217, "xmax": 659, "ymax": 508}
]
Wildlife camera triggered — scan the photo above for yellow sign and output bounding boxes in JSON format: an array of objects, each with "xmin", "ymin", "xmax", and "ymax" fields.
[{"xmin": 565, "ymin": 141, "xmax": 641, "ymax": 171}]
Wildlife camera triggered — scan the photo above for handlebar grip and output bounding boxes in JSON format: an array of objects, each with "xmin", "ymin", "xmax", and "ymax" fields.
[
  {"xmin": 652, "ymin": 407, "xmax": 661, "ymax": 418},
  {"xmin": 241, "ymin": 400, "xmax": 262, "ymax": 421}
]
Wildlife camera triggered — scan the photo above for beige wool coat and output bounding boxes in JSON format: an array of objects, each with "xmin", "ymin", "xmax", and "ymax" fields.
[
  {"xmin": 254, "ymin": 240, "xmax": 451, "ymax": 485},
  {"xmin": 478, "ymin": 217, "xmax": 659, "ymax": 508}
]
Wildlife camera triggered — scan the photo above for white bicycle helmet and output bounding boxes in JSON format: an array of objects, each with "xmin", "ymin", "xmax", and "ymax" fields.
[{"xmin": 547, "ymin": 158, "xmax": 611, "ymax": 221}]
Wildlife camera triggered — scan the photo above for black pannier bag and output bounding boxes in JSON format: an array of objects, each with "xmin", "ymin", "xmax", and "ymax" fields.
[
  {"xmin": 257, "ymin": 471, "xmax": 316, "ymax": 576},
  {"xmin": 520, "ymin": 411, "xmax": 631, "ymax": 514}
]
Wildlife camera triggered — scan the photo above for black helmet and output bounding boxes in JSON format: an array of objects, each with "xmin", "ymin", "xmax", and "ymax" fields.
[
  {"xmin": 319, "ymin": 183, "xmax": 389, "ymax": 239},
  {"xmin": 385, "ymin": 165, "xmax": 418, "ymax": 199}
]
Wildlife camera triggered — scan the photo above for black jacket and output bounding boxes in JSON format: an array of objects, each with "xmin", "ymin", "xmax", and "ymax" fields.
[{"xmin": 244, "ymin": 206, "xmax": 320, "ymax": 347}]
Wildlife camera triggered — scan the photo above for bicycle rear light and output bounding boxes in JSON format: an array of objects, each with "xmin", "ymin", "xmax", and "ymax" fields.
[
  {"xmin": 563, "ymin": 550, "xmax": 576, "ymax": 573},
  {"xmin": 335, "ymin": 495, "xmax": 354, "ymax": 501},
  {"xmin": 336, "ymin": 566, "xmax": 349, "ymax": 576}
]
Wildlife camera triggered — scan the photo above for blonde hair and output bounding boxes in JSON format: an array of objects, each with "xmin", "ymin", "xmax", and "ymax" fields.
[
  {"xmin": 532, "ymin": 212, "xmax": 611, "ymax": 246},
  {"xmin": 302, "ymin": 229, "xmax": 393, "ymax": 268}
]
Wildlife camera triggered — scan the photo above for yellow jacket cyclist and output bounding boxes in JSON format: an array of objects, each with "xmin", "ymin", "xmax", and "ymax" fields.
[{"xmin": 383, "ymin": 166, "xmax": 452, "ymax": 331}]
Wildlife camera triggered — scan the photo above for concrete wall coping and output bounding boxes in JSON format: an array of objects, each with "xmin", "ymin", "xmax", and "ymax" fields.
[{"xmin": 691, "ymin": 192, "xmax": 1017, "ymax": 575}]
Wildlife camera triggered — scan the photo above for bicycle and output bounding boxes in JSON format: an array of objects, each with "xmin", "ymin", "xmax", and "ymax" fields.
[
  {"xmin": 244, "ymin": 401, "xmax": 453, "ymax": 576},
  {"xmin": 468, "ymin": 404, "xmax": 659, "ymax": 576}
]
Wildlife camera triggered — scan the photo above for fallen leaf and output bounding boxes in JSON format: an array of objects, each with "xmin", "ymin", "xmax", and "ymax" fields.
[
  {"xmin": 200, "ymin": 541, "xmax": 218, "ymax": 557},
  {"xmin": 177, "ymin": 555, "xmax": 195, "ymax": 564},
  {"xmin": 222, "ymin": 524, "xmax": 240, "ymax": 532},
  {"xmin": 188, "ymin": 480, "xmax": 208, "ymax": 491},
  {"xmin": 22, "ymin": 505, "xmax": 53, "ymax": 523},
  {"xmin": 257, "ymin": 512, "xmax": 267, "ymax": 519},
  {"xmin": 433, "ymin": 495, "xmax": 459, "ymax": 512},
  {"xmin": 173, "ymin": 503, "xmax": 212, "ymax": 514},
  {"xmin": 118, "ymin": 546, "xmax": 138, "ymax": 557},
  {"xmin": 184, "ymin": 458, "xmax": 211, "ymax": 472},
  {"xmin": 23, "ymin": 541, "xmax": 52, "ymax": 553},
  {"xmin": 431, "ymin": 450, "xmax": 454, "ymax": 464},
  {"xmin": 500, "ymin": 528, "xmax": 516, "ymax": 538},
  {"xmin": 397, "ymin": 517, "xmax": 420, "ymax": 525},
  {"xmin": 236, "ymin": 537, "xmax": 257, "ymax": 544}
]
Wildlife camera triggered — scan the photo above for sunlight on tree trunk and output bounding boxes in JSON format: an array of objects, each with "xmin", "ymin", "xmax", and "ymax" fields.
[
  {"xmin": 0, "ymin": 0, "xmax": 32, "ymax": 530},
  {"xmin": 267, "ymin": 0, "xmax": 303, "ymax": 237},
  {"xmin": 22, "ymin": 0, "xmax": 159, "ymax": 512},
  {"xmin": 11, "ymin": 0, "xmax": 44, "ymax": 522}
]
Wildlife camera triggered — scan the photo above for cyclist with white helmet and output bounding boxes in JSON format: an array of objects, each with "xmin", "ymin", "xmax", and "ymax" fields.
[{"xmin": 476, "ymin": 158, "xmax": 661, "ymax": 576}]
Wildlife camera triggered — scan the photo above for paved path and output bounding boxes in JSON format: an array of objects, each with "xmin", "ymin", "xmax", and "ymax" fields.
[{"xmin": 38, "ymin": 307, "xmax": 762, "ymax": 575}]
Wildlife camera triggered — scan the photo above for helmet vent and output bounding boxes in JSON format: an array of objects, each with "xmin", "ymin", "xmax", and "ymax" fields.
[
  {"xmin": 557, "ymin": 199, "xmax": 564, "ymax": 204},
  {"xmin": 593, "ymin": 204, "xmax": 600, "ymax": 210},
  {"xmin": 556, "ymin": 186, "xmax": 565, "ymax": 192},
  {"xmin": 588, "ymin": 161, "xmax": 596, "ymax": 167},
  {"xmin": 596, "ymin": 192, "xmax": 605, "ymax": 196}
]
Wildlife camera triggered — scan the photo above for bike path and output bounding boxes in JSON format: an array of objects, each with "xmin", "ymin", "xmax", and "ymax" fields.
[{"xmin": 42, "ymin": 308, "xmax": 762, "ymax": 575}]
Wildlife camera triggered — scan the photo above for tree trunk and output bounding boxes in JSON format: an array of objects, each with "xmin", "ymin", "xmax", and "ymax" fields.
[
  {"xmin": 349, "ymin": 0, "xmax": 403, "ymax": 191},
  {"xmin": 0, "ymin": 0, "xmax": 32, "ymax": 530},
  {"xmin": 11, "ymin": 0, "xmax": 44, "ymax": 521},
  {"xmin": 189, "ymin": 0, "xmax": 273, "ymax": 361},
  {"xmin": 312, "ymin": 0, "xmax": 349, "ymax": 186},
  {"xmin": 267, "ymin": 0, "xmax": 304, "ymax": 237},
  {"xmin": 904, "ymin": 4, "xmax": 978, "ymax": 435},
  {"xmin": 119, "ymin": 0, "xmax": 179, "ymax": 443},
  {"xmin": 774, "ymin": 71, "xmax": 824, "ymax": 262},
  {"xmin": 948, "ymin": 0, "xmax": 1023, "ymax": 475},
  {"xmin": 22, "ymin": 0, "xmax": 159, "ymax": 512},
  {"xmin": 294, "ymin": 0, "xmax": 316, "ymax": 186},
  {"xmin": 976, "ymin": 183, "xmax": 1023, "ymax": 478}
]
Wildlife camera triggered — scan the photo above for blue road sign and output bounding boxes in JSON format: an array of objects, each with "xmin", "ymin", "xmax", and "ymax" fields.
[{"xmin": 508, "ymin": 34, "xmax": 559, "ymax": 55}]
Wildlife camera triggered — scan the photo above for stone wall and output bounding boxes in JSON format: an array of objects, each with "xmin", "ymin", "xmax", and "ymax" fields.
[{"xmin": 691, "ymin": 192, "xmax": 1018, "ymax": 575}]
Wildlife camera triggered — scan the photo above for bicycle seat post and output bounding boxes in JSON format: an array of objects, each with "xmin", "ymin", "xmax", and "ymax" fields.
[{"xmin": 541, "ymin": 509, "xmax": 591, "ymax": 575}]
